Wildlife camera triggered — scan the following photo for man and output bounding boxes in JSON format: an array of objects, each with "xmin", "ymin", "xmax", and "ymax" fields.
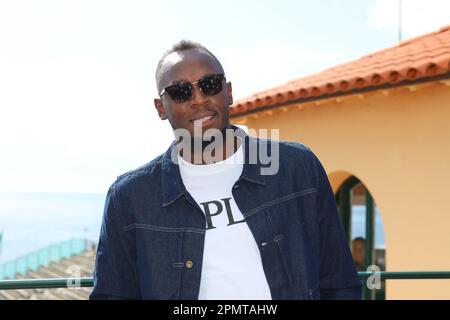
[
  {"xmin": 90, "ymin": 40, "xmax": 362, "ymax": 300},
  {"xmin": 352, "ymin": 237, "xmax": 366, "ymax": 272}
]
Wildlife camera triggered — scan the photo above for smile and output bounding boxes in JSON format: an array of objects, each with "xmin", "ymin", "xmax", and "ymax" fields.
[{"xmin": 190, "ymin": 113, "xmax": 216, "ymax": 124}]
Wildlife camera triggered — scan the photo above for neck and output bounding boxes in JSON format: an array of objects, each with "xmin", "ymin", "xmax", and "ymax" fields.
[{"xmin": 178, "ymin": 125, "xmax": 240, "ymax": 165}]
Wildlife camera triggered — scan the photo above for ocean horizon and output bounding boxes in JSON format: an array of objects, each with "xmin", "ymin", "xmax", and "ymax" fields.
[{"xmin": 0, "ymin": 192, "xmax": 106, "ymax": 264}]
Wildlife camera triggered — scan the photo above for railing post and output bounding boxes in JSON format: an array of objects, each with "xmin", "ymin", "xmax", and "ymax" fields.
[
  {"xmin": 338, "ymin": 188, "xmax": 351, "ymax": 241},
  {"xmin": 337, "ymin": 176, "xmax": 360, "ymax": 243},
  {"xmin": 364, "ymin": 189, "xmax": 375, "ymax": 300}
]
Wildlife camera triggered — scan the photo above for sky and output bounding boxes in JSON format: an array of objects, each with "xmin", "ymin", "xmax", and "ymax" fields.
[{"xmin": 0, "ymin": 0, "xmax": 449, "ymax": 194}]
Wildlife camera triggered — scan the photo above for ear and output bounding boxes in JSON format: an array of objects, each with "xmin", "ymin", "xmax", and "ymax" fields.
[
  {"xmin": 154, "ymin": 98, "xmax": 168, "ymax": 120},
  {"xmin": 226, "ymin": 82, "xmax": 233, "ymax": 105}
]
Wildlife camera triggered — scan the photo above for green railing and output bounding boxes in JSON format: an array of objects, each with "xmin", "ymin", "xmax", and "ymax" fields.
[
  {"xmin": 0, "ymin": 272, "xmax": 450, "ymax": 299},
  {"xmin": 0, "ymin": 277, "xmax": 94, "ymax": 290},
  {"xmin": 357, "ymin": 271, "xmax": 450, "ymax": 280},
  {"xmin": 0, "ymin": 238, "xmax": 91, "ymax": 280}
]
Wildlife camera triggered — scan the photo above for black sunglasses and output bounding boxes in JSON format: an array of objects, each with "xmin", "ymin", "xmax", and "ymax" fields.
[{"xmin": 160, "ymin": 73, "xmax": 226, "ymax": 103}]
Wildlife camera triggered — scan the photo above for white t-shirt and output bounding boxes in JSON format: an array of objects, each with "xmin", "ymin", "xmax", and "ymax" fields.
[{"xmin": 178, "ymin": 143, "xmax": 272, "ymax": 300}]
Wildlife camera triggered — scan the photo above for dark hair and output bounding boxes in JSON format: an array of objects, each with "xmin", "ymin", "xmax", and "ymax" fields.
[
  {"xmin": 352, "ymin": 237, "xmax": 365, "ymax": 243},
  {"xmin": 155, "ymin": 40, "xmax": 223, "ymax": 92}
]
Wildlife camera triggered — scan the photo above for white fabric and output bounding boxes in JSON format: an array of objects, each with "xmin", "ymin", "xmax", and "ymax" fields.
[{"xmin": 178, "ymin": 143, "xmax": 272, "ymax": 300}]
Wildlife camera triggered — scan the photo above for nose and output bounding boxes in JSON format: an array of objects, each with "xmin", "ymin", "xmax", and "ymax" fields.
[{"xmin": 190, "ymin": 83, "xmax": 208, "ymax": 106}]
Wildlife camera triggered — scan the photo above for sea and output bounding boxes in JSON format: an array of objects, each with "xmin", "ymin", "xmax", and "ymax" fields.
[{"xmin": 0, "ymin": 192, "xmax": 105, "ymax": 263}]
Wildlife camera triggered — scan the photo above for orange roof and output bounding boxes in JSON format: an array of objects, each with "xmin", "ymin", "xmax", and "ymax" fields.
[{"xmin": 230, "ymin": 25, "xmax": 450, "ymax": 117}]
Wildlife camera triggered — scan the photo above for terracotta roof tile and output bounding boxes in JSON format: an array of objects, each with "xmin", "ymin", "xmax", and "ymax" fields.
[{"xmin": 231, "ymin": 25, "xmax": 450, "ymax": 117}]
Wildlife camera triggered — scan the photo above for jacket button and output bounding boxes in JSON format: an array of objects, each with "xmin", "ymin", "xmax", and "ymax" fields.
[{"xmin": 185, "ymin": 260, "xmax": 194, "ymax": 269}]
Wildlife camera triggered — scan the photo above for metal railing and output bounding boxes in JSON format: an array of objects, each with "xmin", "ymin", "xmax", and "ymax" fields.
[
  {"xmin": 0, "ymin": 238, "xmax": 91, "ymax": 280},
  {"xmin": 357, "ymin": 271, "xmax": 450, "ymax": 280},
  {"xmin": 1, "ymin": 271, "xmax": 450, "ymax": 299}
]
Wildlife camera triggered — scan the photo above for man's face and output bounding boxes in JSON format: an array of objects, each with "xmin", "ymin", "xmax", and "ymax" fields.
[
  {"xmin": 154, "ymin": 48, "xmax": 233, "ymax": 138},
  {"xmin": 352, "ymin": 240, "xmax": 365, "ymax": 265}
]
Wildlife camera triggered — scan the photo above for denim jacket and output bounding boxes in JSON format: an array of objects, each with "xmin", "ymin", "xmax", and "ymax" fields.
[{"xmin": 90, "ymin": 127, "xmax": 362, "ymax": 300}]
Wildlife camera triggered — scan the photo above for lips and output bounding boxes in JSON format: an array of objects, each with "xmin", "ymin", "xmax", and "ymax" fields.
[{"xmin": 190, "ymin": 112, "xmax": 216, "ymax": 123}]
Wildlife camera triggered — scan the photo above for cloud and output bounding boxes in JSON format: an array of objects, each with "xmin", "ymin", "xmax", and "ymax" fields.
[
  {"xmin": 0, "ymin": 35, "xmax": 349, "ymax": 193},
  {"xmin": 368, "ymin": 0, "xmax": 450, "ymax": 40},
  {"xmin": 0, "ymin": 55, "xmax": 174, "ymax": 193},
  {"xmin": 0, "ymin": 1, "xmax": 170, "ymax": 193},
  {"xmin": 0, "ymin": 1, "xmax": 354, "ymax": 193}
]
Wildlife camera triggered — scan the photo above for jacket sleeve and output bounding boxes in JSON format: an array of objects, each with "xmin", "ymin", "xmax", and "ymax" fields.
[
  {"xmin": 89, "ymin": 183, "xmax": 141, "ymax": 299},
  {"xmin": 310, "ymin": 150, "xmax": 362, "ymax": 300}
]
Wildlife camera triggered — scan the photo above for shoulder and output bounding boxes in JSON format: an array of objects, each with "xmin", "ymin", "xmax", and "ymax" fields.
[
  {"xmin": 251, "ymin": 136, "xmax": 323, "ymax": 184},
  {"xmin": 278, "ymin": 139, "xmax": 313, "ymax": 158},
  {"xmin": 253, "ymin": 136, "xmax": 315, "ymax": 163},
  {"xmin": 278, "ymin": 140, "xmax": 324, "ymax": 179}
]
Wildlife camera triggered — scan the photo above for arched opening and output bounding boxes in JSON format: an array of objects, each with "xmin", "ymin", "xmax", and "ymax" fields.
[{"xmin": 335, "ymin": 175, "xmax": 386, "ymax": 300}]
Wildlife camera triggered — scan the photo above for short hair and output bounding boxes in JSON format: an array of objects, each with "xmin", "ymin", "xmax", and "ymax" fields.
[
  {"xmin": 155, "ymin": 40, "xmax": 223, "ymax": 92},
  {"xmin": 352, "ymin": 237, "xmax": 365, "ymax": 243}
]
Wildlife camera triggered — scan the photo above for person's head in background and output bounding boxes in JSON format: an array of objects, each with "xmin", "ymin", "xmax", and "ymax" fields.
[
  {"xmin": 351, "ymin": 237, "xmax": 365, "ymax": 271},
  {"xmin": 154, "ymin": 40, "xmax": 233, "ymax": 139}
]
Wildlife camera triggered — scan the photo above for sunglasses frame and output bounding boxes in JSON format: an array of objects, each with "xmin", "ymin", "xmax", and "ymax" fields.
[{"xmin": 159, "ymin": 73, "xmax": 226, "ymax": 103}]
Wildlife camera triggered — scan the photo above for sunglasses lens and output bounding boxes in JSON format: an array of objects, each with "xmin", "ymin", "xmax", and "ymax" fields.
[
  {"xmin": 163, "ymin": 74, "xmax": 224, "ymax": 103},
  {"xmin": 199, "ymin": 74, "xmax": 224, "ymax": 96},
  {"xmin": 165, "ymin": 83, "xmax": 192, "ymax": 103}
]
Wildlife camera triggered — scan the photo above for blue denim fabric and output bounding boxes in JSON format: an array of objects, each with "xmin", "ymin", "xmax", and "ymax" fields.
[{"xmin": 90, "ymin": 127, "xmax": 362, "ymax": 300}]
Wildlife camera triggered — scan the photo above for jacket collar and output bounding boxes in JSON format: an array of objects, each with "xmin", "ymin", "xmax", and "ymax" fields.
[{"xmin": 160, "ymin": 125, "xmax": 266, "ymax": 207}]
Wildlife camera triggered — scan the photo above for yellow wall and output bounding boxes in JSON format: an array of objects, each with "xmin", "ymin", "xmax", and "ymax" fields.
[{"xmin": 233, "ymin": 81, "xmax": 450, "ymax": 299}]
